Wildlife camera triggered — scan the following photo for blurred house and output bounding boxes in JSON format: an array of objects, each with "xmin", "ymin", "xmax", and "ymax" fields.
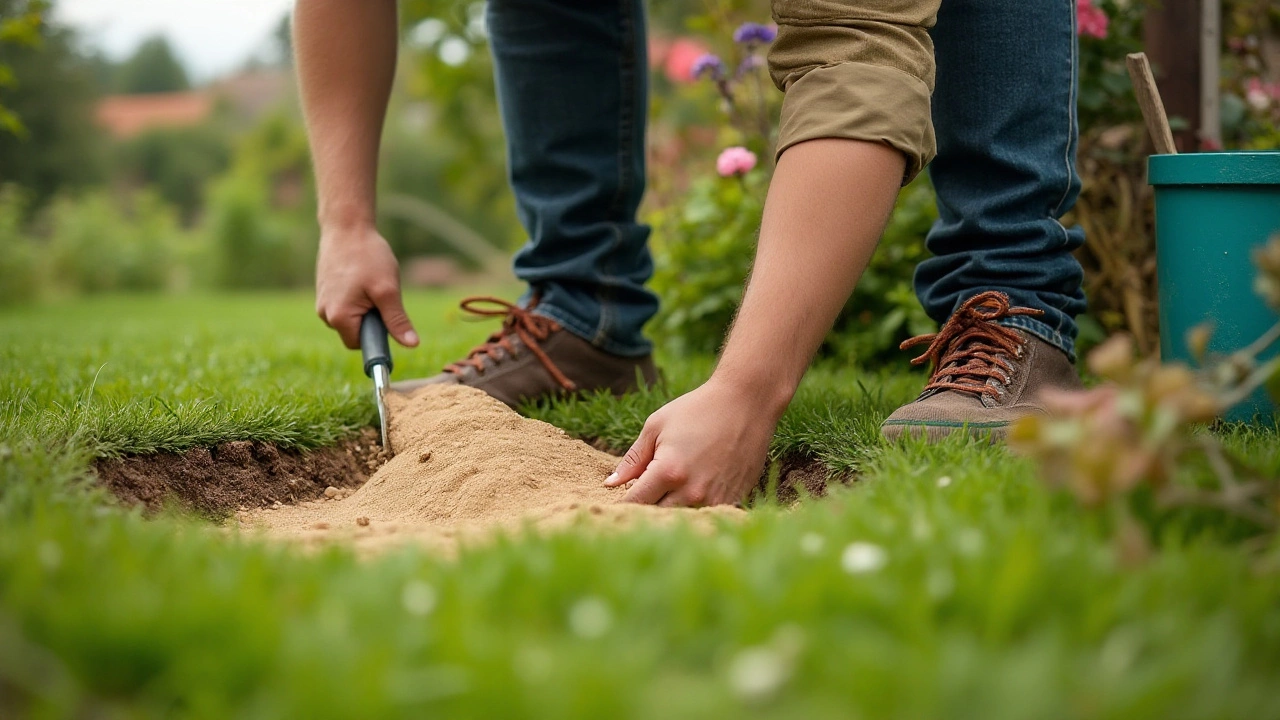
[
  {"xmin": 95, "ymin": 69, "xmax": 293, "ymax": 138},
  {"xmin": 95, "ymin": 91, "xmax": 213, "ymax": 138}
]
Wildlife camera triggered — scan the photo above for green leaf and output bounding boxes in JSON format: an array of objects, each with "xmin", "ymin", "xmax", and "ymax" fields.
[{"xmin": 0, "ymin": 106, "xmax": 27, "ymax": 138}]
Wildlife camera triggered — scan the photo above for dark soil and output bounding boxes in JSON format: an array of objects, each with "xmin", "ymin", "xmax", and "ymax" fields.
[
  {"xmin": 770, "ymin": 455, "xmax": 850, "ymax": 504},
  {"xmin": 93, "ymin": 429, "xmax": 386, "ymax": 518}
]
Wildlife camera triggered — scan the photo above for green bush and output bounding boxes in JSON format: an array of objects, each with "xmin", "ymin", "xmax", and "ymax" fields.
[
  {"xmin": 198, "ymin": 112, "xmax": 318, "ymax": 289},
  {"xmin": 648, "ymin": 172, "xmax": 766, "ymax": 356},
  {"xmin": 0, "ymin": 185, "xmax": 42, "ymax": 305},
  {"xmin": 111, "ymin": 124, "xmax": 232, "ymax": 223},
  {"xmin": 206, "ymin": 173, "xmax": 314, "ymax": 289},
  {"xmin": 649, "ymin": 172, "xmax": 936, "ymax": 363},
  {"xmin": 45, "ymin": 190, "xmax": 180, "ymax": 294}
]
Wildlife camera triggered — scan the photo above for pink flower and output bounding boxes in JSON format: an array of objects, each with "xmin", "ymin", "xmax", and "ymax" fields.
[
  {"xmin": 663, "ymin": 38, "xmax": 712, "ymax": 84},
  {"xmin": 1245, "ymin": 77, "xmax": 1272, "ymax": 111},
  {"xmin": 716, "ymin": 146, "xmax": 757, "ymax": 177},
  {"xmin": 1077, "ymin": 0, "xmax": 1108, "ymax": 39}
]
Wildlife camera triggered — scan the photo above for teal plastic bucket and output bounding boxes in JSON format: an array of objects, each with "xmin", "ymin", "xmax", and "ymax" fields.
[{"xmin": 1149, "ymin": 151, "xmax": 1280, "ymax": 423}]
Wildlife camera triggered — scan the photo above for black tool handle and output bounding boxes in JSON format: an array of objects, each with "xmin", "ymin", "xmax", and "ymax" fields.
[{"xmin": 360, "ymin": 309, "xmax": 393, "ymax": 377}]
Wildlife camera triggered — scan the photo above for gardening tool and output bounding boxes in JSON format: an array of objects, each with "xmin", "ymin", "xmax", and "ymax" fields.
[
  {"xmin": 1125, "ymin": 52, "xmax": 1177, "ymax": 155},
  {"xmin": 360, "ymin": 309, "xmax": 393, "ymax": 453}
]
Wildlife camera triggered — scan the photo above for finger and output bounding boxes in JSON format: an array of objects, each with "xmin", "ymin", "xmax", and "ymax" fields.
[
  {"xmin": 622, "ymin": 466, "xmax": 677, "ymax": 505},
  {"xmin": 337, "ymin": 319, "xmax": 361, "ymax": 350},
  {"xmin": 657, "ymin": 484, "xmax": 708, "ymax": 508},
  {"xmin": 606, "ymin": 422, "xmax": 658, "ymax": 487},
  {"xmin": 370, "ymin": 283, "xmax": 419, "ymax": 347},
  {"xmin": 324, "ymin": 308, "xmax": 362, "ymax": 350}
]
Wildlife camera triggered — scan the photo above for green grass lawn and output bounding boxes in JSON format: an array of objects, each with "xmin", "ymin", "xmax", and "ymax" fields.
[{"xmin": 2, "ymin": 291, "xmax": 1279, "ymax": 718}]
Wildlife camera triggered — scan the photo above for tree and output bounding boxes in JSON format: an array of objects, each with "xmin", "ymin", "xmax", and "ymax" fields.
[
  {"xmin": 115, "ymin": 35, "xmax": 189, "ymax": 95},
  {"xmin": 0, "ymin": 0, "xmax": 104, "ymax": 208},
  {"xmin": 0, "ymin": 0, "xmax": 46, "ymax": 136}
]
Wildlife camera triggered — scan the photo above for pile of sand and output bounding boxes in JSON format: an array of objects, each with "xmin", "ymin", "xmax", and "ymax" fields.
[{"xmin": 238, "ymin": 385, "xmax": 741, "ymax": 555}]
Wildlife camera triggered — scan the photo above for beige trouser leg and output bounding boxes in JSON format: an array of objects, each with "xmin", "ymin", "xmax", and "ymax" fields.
[{"xmin": 768, "ymin": 0, "xmax": 943, "ymax": 183}]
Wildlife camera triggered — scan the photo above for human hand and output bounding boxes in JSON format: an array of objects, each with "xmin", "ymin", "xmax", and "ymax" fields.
[
  {"xmin": 604, "ymin": 377, "xmax": 781, "ymax": 507},
  {"xmin": 315, "ymin": 224, "xmax": 419, "ymax": 350}
]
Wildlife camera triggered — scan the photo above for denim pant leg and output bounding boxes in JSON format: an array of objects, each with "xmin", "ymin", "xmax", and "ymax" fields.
[
  {"xmin": 486, "ymin": 0, "xmax": 657, "ymax": 358},
  {"xmin": 917, "ymin": 0, "xmax": 1088, "ymax": 360}
]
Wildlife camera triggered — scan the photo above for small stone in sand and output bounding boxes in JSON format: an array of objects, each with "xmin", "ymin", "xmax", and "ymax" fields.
[
  {"xmin": 323, "ymin": 486, "xmax": 339, "ymax": 498},
  {"xmin": 356, "ymin": 516, "xmax": 370, "ymax": 526},
  {"xmin": 313, "ymin": 522, "xmax": 329, "ymax": 530},
  {"xmin": 419, "ymin": 450, "xmax": 432, "ymax": 463}
]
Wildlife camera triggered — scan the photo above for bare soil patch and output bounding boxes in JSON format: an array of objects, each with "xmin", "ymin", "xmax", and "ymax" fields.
[
  {"xmin": 93, "ymin": 429, "xmax": 386, "ymax": 518},
  {"xmin": 94, "ymin": 388, "xmax": 848, "ymax": 554},
  {"xmin": 240, "ymin": 386, "xmax": 744, "ymax": 556},
  {"xmin": 772, "ymin": 455, "xmax": 846, "ymax": 503}
]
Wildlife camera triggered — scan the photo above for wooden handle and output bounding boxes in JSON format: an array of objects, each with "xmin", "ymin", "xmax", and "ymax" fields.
[{"xmin": 1125, "ymin": 52, "xmax": 1178, "ymax": 155}]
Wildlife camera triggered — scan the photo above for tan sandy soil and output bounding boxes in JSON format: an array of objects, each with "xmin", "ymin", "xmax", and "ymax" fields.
[{"xmin": 237, "ymin": 385, "xmax": 742, "ymax": 556}]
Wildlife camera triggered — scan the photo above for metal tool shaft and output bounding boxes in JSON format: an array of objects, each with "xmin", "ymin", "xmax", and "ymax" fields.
[
  {"xmin": 371, "ymin": 363, "xmax": 390, "ymax": 452},
  {"xmin": 360, "ymin": 310, "xmax": 394, "ymax": 454}
]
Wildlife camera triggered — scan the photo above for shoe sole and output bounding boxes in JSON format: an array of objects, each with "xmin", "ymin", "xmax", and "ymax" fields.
[{"xmin": 880, "ymin": 420, "xmax": 1010, "ymax": 443}]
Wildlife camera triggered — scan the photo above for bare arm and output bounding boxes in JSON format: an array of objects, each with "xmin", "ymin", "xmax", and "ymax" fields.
[
  {"xmin": 607, "ymin": 138, "xmax": 905, "ymax": 505},
  {"xmin": 295, "ymin": 0, "xmax": 418, "ymax": 349}
]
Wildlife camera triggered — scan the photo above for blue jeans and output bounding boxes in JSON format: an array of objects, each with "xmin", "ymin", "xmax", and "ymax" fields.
[
  {"xmin": 487, "ymin": 0, "xmax": 1086, "ymax": 360},
  {"xmin": 488, "ymin": 0, "xmax": 656, "ymax": 357},
  {"xmin": 919, "ymin": 0, "xmax": 1087, "ymax": 360}
]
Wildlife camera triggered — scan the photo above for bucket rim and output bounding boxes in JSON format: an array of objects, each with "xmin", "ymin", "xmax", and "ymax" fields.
[{"xmin": 1148, "ymin": 151, "xmax": 1280, "ymax": 186}]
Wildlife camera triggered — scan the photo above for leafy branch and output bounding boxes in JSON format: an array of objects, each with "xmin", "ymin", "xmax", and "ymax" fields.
[{"xmin": 0, "ymin": 0, "xmax": 48, "ymax": 137}]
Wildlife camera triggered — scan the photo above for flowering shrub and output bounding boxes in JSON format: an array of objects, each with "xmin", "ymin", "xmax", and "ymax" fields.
[
  {"xmin": 1077, "ymin": 0, "xmax": 1109, "ymax": 39},
  {"xmin": 1221, "ymin": 4, "xmax": 1280, "ymax": 149},
  {"xmin": 647, "ymin": 20, "xmax": 782, "ymax": 355},
  {"xmin": 648, "ymin": 18, "xmax": 936, "ymax": 361},
  {"xmin": 1011, "ymin": 234, "xmax": 1280, "ymax": 541}
]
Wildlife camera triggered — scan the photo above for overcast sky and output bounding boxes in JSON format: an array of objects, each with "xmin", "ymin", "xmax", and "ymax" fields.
[{"xmin": 54, "ymin": 0, "xmax": 295, "ymax": 82}]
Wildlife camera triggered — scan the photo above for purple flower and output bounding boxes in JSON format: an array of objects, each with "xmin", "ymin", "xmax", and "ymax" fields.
[
  {"xmin": 691, "ymin": 53, "xmax": 725, "ymax": 80},
  {"xmin": 736, "ymin": 54, "xmax": 765, "ymax": 77},
  {"xmin": 733, "ymin": 22, "xmax": 777, "ymax": 45}
]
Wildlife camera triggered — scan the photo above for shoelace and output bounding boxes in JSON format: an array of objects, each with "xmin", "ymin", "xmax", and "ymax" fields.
[
  {"xmin": 444, "ymin": 296, "xmax": 577, "ymax": 391},
  {"xmin": 899, "ymin": 291, "xmax": 1043, "ymax": 398}
]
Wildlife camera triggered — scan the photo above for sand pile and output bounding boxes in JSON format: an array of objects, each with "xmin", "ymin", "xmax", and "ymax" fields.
[{"xmin": 239, "ymin": 385, "xmax": 741, "ymax": 555}]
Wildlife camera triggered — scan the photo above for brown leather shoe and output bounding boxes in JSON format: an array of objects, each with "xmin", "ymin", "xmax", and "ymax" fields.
[
  {"xmin": 390, "ymin": 296, "xmax": 658, "ymax": 408},
  {"xmin": 881, "ymin": 291, "xmax": 1082, "ymax": 442}
]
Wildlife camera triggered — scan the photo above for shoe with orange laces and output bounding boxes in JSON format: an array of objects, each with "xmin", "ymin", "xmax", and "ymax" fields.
[
  {"xmin": 880, "ymin": 291, "xmax": 1082, "ymax": 442},
  {"xmin": 389, "ymin": 296, "xmax": 658, "ymax": 409}
]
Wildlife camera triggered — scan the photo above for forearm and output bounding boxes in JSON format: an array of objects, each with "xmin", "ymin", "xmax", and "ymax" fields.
[
  {"xmin": 712, "ymin": 138, "xmax": 905, "ymax": 416},
  {"xmin": 293, "ymin": 0, "xmax": 398, "ymax": 231}
]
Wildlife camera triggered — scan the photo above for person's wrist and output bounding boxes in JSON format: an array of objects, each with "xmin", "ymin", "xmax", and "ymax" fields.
[
  {"xmin": 706, "ymin": 366, "xmax": 795, "ymax": 421},
  {"xmin": 317, "ymin": 203, "xmax": 376, "ymax": 235}
]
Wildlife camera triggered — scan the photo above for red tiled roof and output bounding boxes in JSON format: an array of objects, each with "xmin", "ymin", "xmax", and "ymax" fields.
[{"xmin": 95, "ymin": 92, "xmax": 214, "ymax": 138}]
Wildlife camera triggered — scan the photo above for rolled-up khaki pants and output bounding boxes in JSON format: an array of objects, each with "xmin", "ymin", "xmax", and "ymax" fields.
[{"xmin": 769, "ymin": 0, "xmax": 942, "ymax": 183}]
